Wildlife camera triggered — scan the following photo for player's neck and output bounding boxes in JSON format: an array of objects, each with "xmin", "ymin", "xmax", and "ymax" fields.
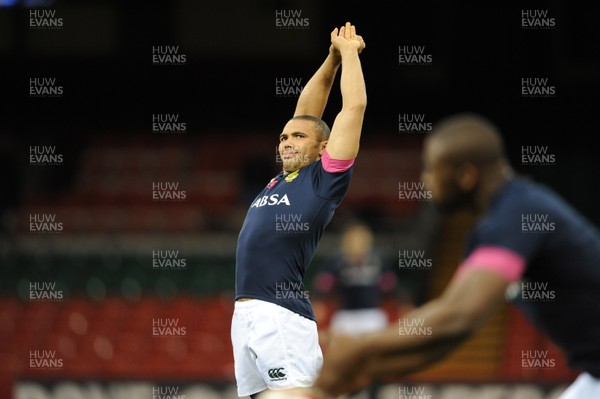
[
  {"xmin": 282, "ymin": 168, "xmax": 300, "ymax": 176},
  {"xmin": 476, "ymin": 165, "xmax": 513, "ymax": 215}
]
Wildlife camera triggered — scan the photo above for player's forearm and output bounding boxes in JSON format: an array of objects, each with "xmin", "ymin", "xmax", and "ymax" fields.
[
  {"xmin": 322, "ymin": 48, "xmax": 366, "ymax": 160},
  {"xmin": 365, "ymin": 330, "xmax": 466, "ymax": 380},
  {"xmin": 339, "ymin": 49, "xmax": 367, "ymax": 111},
  {"xmin": 294, "ymin": 51, "xmax": 341, "ymax": 118},
  {"xmin": 313, "ymin": 301, "xmax": 471, "ymax": 398},
  {"xmin": 364, "ymin": 270, "xmax": 510, "ymax": 380},
  {"xmin": 361, "ymin": 299, "xmax": 475, "ymax": 376}
]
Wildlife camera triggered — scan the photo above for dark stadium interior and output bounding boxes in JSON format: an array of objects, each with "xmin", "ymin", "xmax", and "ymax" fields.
[{"xmin": 1, "ymin": 1, "xmax": 599, "ymax": 398}]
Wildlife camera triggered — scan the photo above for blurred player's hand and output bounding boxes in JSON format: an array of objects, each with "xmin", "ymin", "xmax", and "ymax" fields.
[
  {"xmin": 314, "ymin": 333, "xmax": 373, "ymax": 397},
  {"xmin": 257, "ymin": 387, "xmax": 330, "ymax": 399},
  {"xmin": 330, "ymin": 22, "xmax": 366, "ymax": 55}
]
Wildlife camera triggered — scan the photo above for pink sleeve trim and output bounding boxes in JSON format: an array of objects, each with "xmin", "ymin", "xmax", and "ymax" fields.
[
  {"xmin": 321, "ymin": 149, "xmax": 354, "ymax": 173},
  {"xmin": 454, "ymin": 246, "xmax": 526, "ymax": 283}
]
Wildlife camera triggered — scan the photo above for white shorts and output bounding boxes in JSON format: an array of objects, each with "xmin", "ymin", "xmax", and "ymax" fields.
[
  {"xmin": 230, "ymin": 299, "xmax": 323, "ymax": 397},
  {"xmin": 329, "ymin": 308, "xmax": 389, "ymax": 336},
  {"xmin": 558, "ymin": 372, "xmax": 600, "ymax": 399}
]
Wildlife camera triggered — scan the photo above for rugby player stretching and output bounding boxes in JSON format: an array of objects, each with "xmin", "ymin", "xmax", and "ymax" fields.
[{"xmin": 231, "ymin": 22, "xmax": 366, "ymax": 398}]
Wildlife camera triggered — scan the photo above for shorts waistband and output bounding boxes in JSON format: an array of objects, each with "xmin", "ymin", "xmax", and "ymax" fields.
[{"xmin": 234, "ymin": 298, "xmax": 271, "ymax": 309}]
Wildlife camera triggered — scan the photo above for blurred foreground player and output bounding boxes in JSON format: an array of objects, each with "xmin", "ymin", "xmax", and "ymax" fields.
[
  {"xmin": 231, "ymin": 22, "xmax": 367, "ymax": 398},
  {"xmin": 258, "ymin": 388, "xmax": 324, "ymax": 399},
  {"xmin": 310, "ymin": 113, "xmax": 600, "ymax": 398}
]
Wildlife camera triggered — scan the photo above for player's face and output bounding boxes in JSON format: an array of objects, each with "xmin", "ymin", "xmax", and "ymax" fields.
[
  {"xmin": 342, "ymin": 225, "xmax": 373, "ymax": 259},
  {"xmin": 421, "ymin": 137, "xmax": 471, "ymax": 212},
  {"xmin": 279, "ymin": 119, "xmax": 325, "ymax": 173}
]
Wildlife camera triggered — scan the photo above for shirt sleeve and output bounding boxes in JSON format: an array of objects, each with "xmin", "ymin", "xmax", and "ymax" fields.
[
  {"xmin": 321, "ymin": 149, "xmax": 354, "ymax": 173},
  {"xmin": 454, "ymin": 245, "xmax": 526, "ymax": 283},
  {"xmin": 311, "ymin": 148, "xmax": 354, "ymax": 199}
]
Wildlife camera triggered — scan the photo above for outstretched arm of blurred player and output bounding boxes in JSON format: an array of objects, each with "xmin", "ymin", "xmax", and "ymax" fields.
[
  {"xmin": 325, "ymin": 22, "xmax": 367, "ymax": 160},
  {"xmin": 293, "ymin": 24, "xmax": 365, "ymax": 120},
  {"xmin": 315, "ymin": 267, "xmax": 513, "ymax": 396}
]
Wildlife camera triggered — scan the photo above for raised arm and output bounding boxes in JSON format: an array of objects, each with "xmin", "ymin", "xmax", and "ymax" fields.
[
  {"xmin": 293, "ymin": 47, "xmax": 341, "ymax": 119},
  {"xmin": 325, "ymin": 22, "xmax": 367, "ymax": 160}
]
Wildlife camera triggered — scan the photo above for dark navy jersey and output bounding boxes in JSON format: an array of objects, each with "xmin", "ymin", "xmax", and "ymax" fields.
[
  {"xmin": 462, "ymin": 177, "xmax": 600, "ymax": 377},
  {"xmin": 235, "ymin": 153, "xmax": 353, "ymax": 321}
]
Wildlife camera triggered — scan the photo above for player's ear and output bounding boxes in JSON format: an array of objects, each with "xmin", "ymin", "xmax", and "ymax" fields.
[
  {"xmin": 319, "ymin": 140, "xmax": 328, "ymax": 156},
  {"xmin": 457, "ymin": 162, "xmax": 479, "ymax": 191}
]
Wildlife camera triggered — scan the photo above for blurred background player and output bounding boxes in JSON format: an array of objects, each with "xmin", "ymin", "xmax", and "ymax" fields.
[
  {"xmin": 313, "ymin": 220, "xmax": 396, "ymax": 337},
  {"xmin": 312, "ymin": 219, "xmax": 397, "ymax": 399},
  {"xmin": 310, "ymin": 112, "xmax": 600, "ymax": 399},
  {"xmin": 231, "ymin": 23, "xmax": 367, "ymax": 398}
]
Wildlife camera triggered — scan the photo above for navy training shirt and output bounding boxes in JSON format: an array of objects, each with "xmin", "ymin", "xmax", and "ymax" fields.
[
  {"xmin": 235, "ymin": 151, "xmax": 353, "ymax": 321},
  {"xmin": 462, "ymin": 177, "xmax": 600, "ymax": 377}
]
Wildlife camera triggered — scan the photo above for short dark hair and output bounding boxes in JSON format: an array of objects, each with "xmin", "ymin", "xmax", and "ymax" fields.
[{"xmin": 290, "ymin": 115, "xmax": 331, "ymax": 141}]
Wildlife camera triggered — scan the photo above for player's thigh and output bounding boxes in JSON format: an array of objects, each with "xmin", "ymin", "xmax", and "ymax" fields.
[
  {"xmin": 251, "ymin": 303, "xmax": 323, "ymax": 383},
  {"xmin": 231, "ymin": 303, "xmax": 269, "ymax": 396}
]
